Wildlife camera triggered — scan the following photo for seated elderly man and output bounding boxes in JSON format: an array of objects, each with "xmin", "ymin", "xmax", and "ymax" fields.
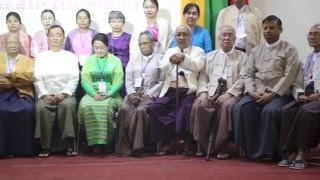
[
  {"xmin": 191, "ymin": 25, "xmax": 247, "ymax": 159},
  {"xmin": 0, "ymin": 34, "xmax": 35, "ymax": 158},
  {"xmin": 147, "ymin": 25, "xmax": 205, "ymax": 155},
  {"xmin": 279, "ymin": 23, "xmax": 320, "ymax": 170},
  {"xmin": 117, "ymin": 30, "xmax": 163, "ymax": 157},
  {"xmin": 34, "ymin": 25, "xmax": 79, "ymax": 157},
  {"xmin": 215, "ymin": 0, "xmax": 263, "ymax": 55}
]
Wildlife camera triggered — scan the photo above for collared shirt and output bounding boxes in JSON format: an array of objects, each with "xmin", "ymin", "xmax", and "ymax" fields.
[
  {"xmin": 5, "ymin": 53, "xmax": 20, "ymax": 73},
  {"xmin": 125, "ymin": 53, "xmax": 163, "ymax": 97},
  {"xmin": 141, "ymin": 53, "xmax": 154, "ymax": 77},
  {"xmin": 233, "ymin": 5, "xmax": 247, "ymax": 49},
  {"xmin": 171, "ymin": 26, "xmax": 212, "ymax": 53},
  {"xmin": 34, "ymin": 50, "xmax": 79, "ymax": 98},
  {"xmin": 244, "ymin": 40, "xmax": 300, "ymax": 96},
  {"xmin": 170, "ymin": 46, "xmax": 191, "ymax": 81},
  {"xmin": 232, "ymin": 4, "xmax": 246, "ymax": 13},
  {"xmin": 219, "ymin": 48, "xmax": 235, "ymax": 80},
  {"xmin": 142, "ymin": 54, "xmax": 154, "ymax": 61},
  {"xmin": 307, "ymin": 52, "xmax": 320, "ymax": 84},
  {"xmin": 265, "ymin": 39, "xmax": 281, "ymax": 48}
]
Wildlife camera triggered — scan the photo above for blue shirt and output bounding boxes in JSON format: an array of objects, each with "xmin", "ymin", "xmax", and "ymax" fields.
[{"xmin": 171, "ymin": 25, "xmax": 212, "ymax": 54}]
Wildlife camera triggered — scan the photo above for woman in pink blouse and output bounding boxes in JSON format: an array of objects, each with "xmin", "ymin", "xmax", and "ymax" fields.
[
  {"xmin": 0, "ymin": 12, "xmax": 33, "ymax": 58},
  {"xmin": 31, "ymin": 9, "xmax": 56, "ymax": 57}
]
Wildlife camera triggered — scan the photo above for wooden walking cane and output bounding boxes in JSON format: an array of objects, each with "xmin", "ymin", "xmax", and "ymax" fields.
[
  {"xmin": 175, "ymin": 49, "xmax": 184, "ymax": 154},
  {"xmin": 175, "ymin": 62, "xmax": 180, "ymax": 154},
  {"xmin": 156, "ymin": 51, "xmax": 183, "ymax": 155},
  {"xmin": 205, "ymin": 78, "xmax": 227, "ymax": 161}
]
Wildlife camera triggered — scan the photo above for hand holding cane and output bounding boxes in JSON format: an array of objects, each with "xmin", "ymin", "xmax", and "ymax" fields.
[{"xmin": 170, "ymin": 50, "xmax": 184, "ymax": 154}]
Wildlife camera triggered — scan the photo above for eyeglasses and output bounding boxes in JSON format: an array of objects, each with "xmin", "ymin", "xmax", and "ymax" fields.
[
  {"xmin": 94, "ymin": 45, "xmax": 108, "ymax": 50},
  {"xmin": 220, "ymin": 33, "xmax": 235, "ymax": 38},
  {"xmin": 175, "ymin": 33, "xmax": 190, "ymax": 38},
  {"xmin": 48, "ymin": 33, "xmax": 63, "ymax": 38},
  {"xmin": 138, "ymin": 41, "xmax": 152, "ymax": 47},
  {"xmin": 76, "ymin": 17, "xmax": 89, "ymax": 20},
  {"xmin": 143, "ymin": 5, "xmax": 157, "ymax": 9},
  {"xmin": 6, "ymin": 41, "xmax": 19, "ymax": 46},
  {"xmin": 110, "ymin": 19, "xmax": 124, "ymax": 24},
  {"xmin": 42, "ymin": 17, "xmax": 54, "ymax": 21},
  {"xmin": 307, "ymin": 32, "xmax": 320, "ymax": 38}
]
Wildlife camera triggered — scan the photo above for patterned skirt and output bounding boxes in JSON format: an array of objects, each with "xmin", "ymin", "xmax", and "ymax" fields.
[{"xmin": 78, "ymin": 95, "xmax": 121, "ymax": 146}]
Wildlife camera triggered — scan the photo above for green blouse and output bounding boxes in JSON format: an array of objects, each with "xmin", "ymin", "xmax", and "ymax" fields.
[{"xmin": 81, "ymin": 54, "xmax": 124, "ymax": 97}]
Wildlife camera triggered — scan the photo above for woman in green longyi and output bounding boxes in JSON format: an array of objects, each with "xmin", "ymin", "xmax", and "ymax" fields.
[{"xmin": 78, "ymin": 33, "xmax": 123, "ymax": 154}]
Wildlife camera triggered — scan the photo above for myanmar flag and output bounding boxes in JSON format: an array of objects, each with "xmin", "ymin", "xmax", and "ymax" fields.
[
  {"xmin": 181, "ymin": 0, "xmax": 249, "ymax": 49},
  {"xmin": 206, "ymin": 0, "xmax": 228, "ymax": 49}
]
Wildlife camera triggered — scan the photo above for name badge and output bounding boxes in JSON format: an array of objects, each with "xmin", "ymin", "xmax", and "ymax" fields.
[
  {"xmin": 236, "ymin": 26, "xmax": 246, "ymax": 38},
  {"xmin": 134, "ymin": 77, "xmax": 143, "ymax": 88},
  {"xmin": 79, "ymin": 55, "xmax": 88, "ymax": 66},
  {"xmin": 98, "ymin": 81, "xmax": 107, "ymax": 93}
]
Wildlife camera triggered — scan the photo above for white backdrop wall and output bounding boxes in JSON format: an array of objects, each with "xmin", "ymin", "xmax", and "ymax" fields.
[
  {"xmin": 251, "ymin": 0, "xmax": 320, "ymax": 59},
  {"xmin": 0, "ymin": 0, "xmax": 181, "ymax": 42},
  {"xmin": 0, "ymin": 0, "xmax": 319, "ymax": 58}
]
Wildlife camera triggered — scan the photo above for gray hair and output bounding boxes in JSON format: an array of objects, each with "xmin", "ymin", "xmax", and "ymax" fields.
[
  {"xmin": 175, "ymin": 24, "xmax": 192, "ymax": 34},
  {"xmin": 219, "ymin": 25, "xmax": 236, "ymax": 36},
  {"xmin": 108, "ymin": 10, "xmax": 125, "ymax": 23},
  {"xmin": 311, "ymin": 23, "xmax": 320, "ymax": 30},
  {"xmin": 4, "ymin": 33, "xmax": 19, "ymax": 43},
  {"xmin": 139, "ymin": 30, "xmax": 155, "ymax": 42}
]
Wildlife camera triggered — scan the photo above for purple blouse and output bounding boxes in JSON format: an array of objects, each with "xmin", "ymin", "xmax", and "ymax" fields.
[{"xmin": 106, "ymin": 32, "xmax": 131, "ymax": 68}]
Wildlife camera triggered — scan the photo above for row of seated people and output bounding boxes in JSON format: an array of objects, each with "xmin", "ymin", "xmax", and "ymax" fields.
[{"xmin": 0, "ymin": 16, "xmax": 319, "ymax": 171}]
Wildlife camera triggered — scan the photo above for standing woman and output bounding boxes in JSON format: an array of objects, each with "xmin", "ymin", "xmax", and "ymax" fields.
[
  {"xmin": 65, "ymin": 9, "xmax": 98, "ymax": 68},
  {"xmin": 78, "ymin": 33, "xmax": 123, "ymax": 154},
  {"xmin": 107, "ymin": 11, "xmax": 131, "ymax": 69},
  {"xmin": 171, "ymin": 3, "xmax": 212, "ymax": 53},
  {"xmin": 107, "ymin": 11, "xmax": 131, "ymax": 98},
  {"xmin": 130, "ymin": 0, "xmax": 172, "ymax": 61},
  {"xmin": 65, "ymin": 9, "xmax": 98, "ymax": 102},
  {"xmin": 143, "ymin": 0, "xmax": 172, "ymax": 53},
  {"xmin": 0, "ymin": 12, "xmax": 33, "ymax": 58},
  {"xmin": 31, "ymin": 9, "xmax": 55, "ymax": 57}
]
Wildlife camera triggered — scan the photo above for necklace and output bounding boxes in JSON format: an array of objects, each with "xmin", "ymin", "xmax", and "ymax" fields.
[{"xmin": 110, "ymin": 32, "xmax": 124, "ymax": 55}]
